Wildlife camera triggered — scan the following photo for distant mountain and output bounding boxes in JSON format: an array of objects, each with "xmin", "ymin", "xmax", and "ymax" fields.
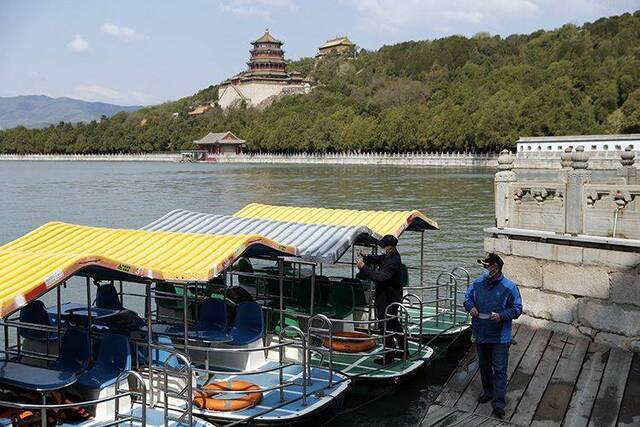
[{"xmin": 0, "ymin": 95, "xmax": 143, "ymax": 129}]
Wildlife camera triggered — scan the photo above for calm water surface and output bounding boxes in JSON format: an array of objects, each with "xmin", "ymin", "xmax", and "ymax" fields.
[{"xmin": 0, "ymin": 161, "xmax": 496, "ymax": 426}]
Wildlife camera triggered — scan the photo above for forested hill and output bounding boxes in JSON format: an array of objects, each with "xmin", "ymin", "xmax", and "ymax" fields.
[{"xmin": 2, "ymin": 11, "xmax": 640, "ymax": 154}]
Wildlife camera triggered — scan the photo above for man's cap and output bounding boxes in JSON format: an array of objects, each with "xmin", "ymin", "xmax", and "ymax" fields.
[
  {"xmin": 377, "ymin": 234, "xmax": 398, "ymax": 248},
  {"xmin": 477, "ymin": 253, "xmax": 504, "ymax": 269}
]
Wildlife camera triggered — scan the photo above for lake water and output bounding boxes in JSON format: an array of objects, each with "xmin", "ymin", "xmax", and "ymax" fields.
[{"xmin": 0, "ymin": 161, "xmax": 497, "ymax": 426}]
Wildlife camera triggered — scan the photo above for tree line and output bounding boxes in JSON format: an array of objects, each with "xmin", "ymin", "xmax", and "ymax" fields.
[{"xmin": 1, "ymin": 11, "xmax": 640, "ymax": 154}]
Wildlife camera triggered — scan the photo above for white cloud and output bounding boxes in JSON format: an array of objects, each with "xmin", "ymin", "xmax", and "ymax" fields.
[
  {"xmin": 67, "ymin": 35, "xmax": 89, "ymax": 54},
  {"xmin": 345, "ymin": 0, "xmax": 635, "ymax": 37},
  {"xmin": 100, "ymin": 23, "xmax": 146, "ymax": 41},
  {"xmin": 73, "ymin": 84, "xmax": 148, "ymax": 104},
  {"xmin": 220, "ymin": 0, "xmax": 296, "ymax": 20}
]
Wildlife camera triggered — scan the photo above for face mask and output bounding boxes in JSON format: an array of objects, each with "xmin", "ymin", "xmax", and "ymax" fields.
[{"xmin": 481, "ymin": 268, "xmax": 492, "ymax": 277}]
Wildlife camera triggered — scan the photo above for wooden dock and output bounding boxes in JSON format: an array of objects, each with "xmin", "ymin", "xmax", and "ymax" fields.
[{"xmin": 422, "ymin": 324, "xmax": 640, "ymax": 427}]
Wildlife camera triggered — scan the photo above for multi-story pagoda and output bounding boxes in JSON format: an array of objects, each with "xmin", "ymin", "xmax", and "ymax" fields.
[
  {"xmin": 247, "ymin": 30, "xmax": 287, "ymax": 78},
  {"xmin": 217, "ymin": 29, "xmax": 311, "ymax": 110}
]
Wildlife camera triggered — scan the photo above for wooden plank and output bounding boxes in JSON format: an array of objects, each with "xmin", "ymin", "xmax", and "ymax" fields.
[
  {"xmin": 588, "ymin": 347, "xmax": 633, "ymax": 427},
  {"xmin": 617, "ymin": 353, "xmax": 640, "ymax": 426},
  {"xmin": 456, "ymin": 325, "xmax": 534, "ymax": 412},
  {"xmin": 530, "ymin": 336, "xmax": 590, "ymax": 426},
  {"xmin": 422, "ymin": 404, "xmax": 458, "ymax": 426},
  {"xmin": 563, "ymin": 342, "xmax": 609, "ymax": 427},
  {"xmin": 474, "ymin": 325, "xmax": 537, "ymax": 416},
  {"xmin": 437, "ymin": 323, "xmax": 522, "ymax": 408},
  {"xmin": 436, "ymin": 348, "xmax": 480, "ymax": 407},
  {"xmin": 430, "ymin": 410, "xmax": 476, "ymax": 427},
  {"xmin": 487, "ymin": 328, "xmax": 552, "ymax": 419},
  {"xmin": 509, "ymin": 331, "xmax": 566, "ymax": 425}
]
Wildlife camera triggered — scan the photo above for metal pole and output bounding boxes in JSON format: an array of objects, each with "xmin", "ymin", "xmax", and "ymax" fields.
[
  {"xmin": 452, "ymin": 277, "xmax": 458, "ymax": 327},
  {"xmin": 56, "ymin": 283, "xmax": 62, "ymax": 353},
  {"xmin": 278, "ymin": 259, "xmax": 284, "ymax": 334},
  {"xmin": 86, "ymin": 277, "xmax": 92, "ymax": 360},
  {"xmin": 420, "ymin": 231, "xmax": 425, "ymax": 287},
  {"xmin": 309, "ymin": 264, "xmax": 316, "ymax": 316},
  {"xmin": 351, "ymin": 246, "xmax": 355, "ymax": 279},
  {"xmin": 118, "ymin": 280, "xmax": 123, "ymax": 306},
  {"xmin": 40, "ymin": 394, "xmax": 46, "ymax": 427},
  {"xmin": 146, "ymin": 283, "xmax": 153, "ymax": 398},
  {"xmin": 182, "ymin": 284, "xmax": 188, "ymax": 355}
]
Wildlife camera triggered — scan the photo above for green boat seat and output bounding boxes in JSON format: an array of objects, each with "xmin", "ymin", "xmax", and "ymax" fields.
[
  {"xmin": 155, "ymin": 282, "xmax": 194, "ymax": 311},
  {"xmin": 330, "ymin": 281, "xmax": 355, "ymax": 319},
  {"xmin": 401, "ymin": 263, "xmax": 410, "ymax": 287}
]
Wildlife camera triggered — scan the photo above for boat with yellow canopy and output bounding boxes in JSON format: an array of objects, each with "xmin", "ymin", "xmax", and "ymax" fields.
[{"xmin": 0, "ymin": 222, "xmax": 350, "ymax": 425}]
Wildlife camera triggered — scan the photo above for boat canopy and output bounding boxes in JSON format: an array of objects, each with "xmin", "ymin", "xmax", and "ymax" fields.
[
  {"xmin": 0, "ymin": 222, "xmax": 296, "ymax": 317},
  {"xmin": 142, "ymin": 209, "xmax": 378, "ymax": 264},
  {"xmin": 233, "ymin": 203, "xmax": 439, "ymax": 235}
]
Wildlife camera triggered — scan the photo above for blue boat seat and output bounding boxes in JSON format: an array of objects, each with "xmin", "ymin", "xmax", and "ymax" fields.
[
  {"xmin": 77, "ymin": 333, "xmax": 131, "ymax": 389},
  {"xmin": 95, "ymin": 282, "xmax": 122, "ymax": 310},
  {"xmin": 19, "ymin": 300, "xmax": 58, "ymax": 342},
  {"xmin": 229, "ymin": 302, "xmax": 264, "ymax": 345},
  {"xmin": 50, "ymin": 329, "xmax": 90, "ymax": 373},
  {"xmin": 196, "ymin": 298, "xmax": 227, "ymax": 331}
]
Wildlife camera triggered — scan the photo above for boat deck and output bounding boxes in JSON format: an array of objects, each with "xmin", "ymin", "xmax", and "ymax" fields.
[
  {"xmin": 194, "ymin": 361, "xmax": 349, "ymax": 423},
  {"xmin": 311, "ymin": 340, "xmax": 433, "ymax": 380},
  {"xmin": 421, "ymin": 323, "xmax": 640, "ymax": 427},
  {"xmin": 406, "ymin": 306, "xmax": 470, "ymax": 338}
]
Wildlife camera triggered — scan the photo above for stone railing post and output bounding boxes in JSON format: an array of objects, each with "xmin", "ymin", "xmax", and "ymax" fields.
[
  {"xmin": 565, "ymin": 146, "xmax": 591, "ymax": 235},
  {"xmin": 619, "ymin": 146, "xmax": 637, "ymax": 185},
  {"xmin": 559, "ymin": 146, "xmax": 573, "ymax": 182},
  {"xmin": 495, "ymin": 149, "xmax": 516, "ymax": 228}
]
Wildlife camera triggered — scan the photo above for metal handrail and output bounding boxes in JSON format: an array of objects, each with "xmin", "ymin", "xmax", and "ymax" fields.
[
  {"xmin": 279, "ymin": 325, "xmax": 309, "ymax": 406},
  {"xmin": 307, "ymin": 314, "xmax": 333, "ymax": 387},
  {"xmin": 162, "ymin": 350, "xmax": 192, "ymax": 427},
  {"xmin": 0, "ymin": 369, "xmax": 146, "ymax": 427}
]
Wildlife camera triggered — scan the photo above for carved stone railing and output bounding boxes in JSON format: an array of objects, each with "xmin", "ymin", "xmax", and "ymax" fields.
[
  {"xmin": 509, "ymin": 182, "xmax": 566, "ymax": 232},
  {"xmin": 583, "ymin": 184, "xmax": 640, "ymax": 239},
  {"xmin": 495, "ymin": 142, "xmax": 640, "ymax": 239}
]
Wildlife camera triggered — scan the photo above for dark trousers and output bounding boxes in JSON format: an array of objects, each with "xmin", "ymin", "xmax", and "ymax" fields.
[
  {"xmin": 375, "ymin": 290, "xmax": 406, "ymax": 355},
  {"xmin": 476, "ymin": 342, "xmax": 510, "ymax": 410}
]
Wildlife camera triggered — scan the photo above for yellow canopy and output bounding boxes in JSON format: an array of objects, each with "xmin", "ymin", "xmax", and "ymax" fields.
[
  {"xmin": 0, "ymin": 222, "xmax": 296, "ymax": 317},
  {"xmin": 233, "ymin": 203, "xmax": 439, "ymax": 236}
]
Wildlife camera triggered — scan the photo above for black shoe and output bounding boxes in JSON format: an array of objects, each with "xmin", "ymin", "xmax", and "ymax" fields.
[
  {"xmin": 492, "ymin": 408, "xmax": 505, "ymax": 418},
  {"xmin": 374, "ymin": 357, "xmax": 394, "ymax": 365},
  {"xmin": 478, "ymin": 394, "xmax": 492, "ymax": 404}
]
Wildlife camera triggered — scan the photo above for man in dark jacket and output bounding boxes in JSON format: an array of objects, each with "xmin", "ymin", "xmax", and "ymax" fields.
[
  {"xmin": 464, "ymin": 253, "xmax": 523, "ymax": 418},
  {"xmin": 356, "ymin": 234, "xmax": 405, "ymax": 365}
]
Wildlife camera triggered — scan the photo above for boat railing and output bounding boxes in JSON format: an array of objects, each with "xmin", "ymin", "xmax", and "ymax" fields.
[
  {"xmin": 405, "ymin": 272, "xmax": 466, "ymax": 328},
  {"xmin": 0, "ymin": 317, "xmax": 61, "ymax": 363},
  {"xmin": 0, "ymin": 369, "xmax": 146, "ymax": 427},
  {"xmin": 305, "ymin": 305, "xmax": 423, "ymax": 373},
  {"xmin": 161, "ymin": 350, "xmax": 192, "ymax": 426}
]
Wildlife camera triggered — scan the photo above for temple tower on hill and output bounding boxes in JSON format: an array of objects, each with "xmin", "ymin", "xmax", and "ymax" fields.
[{"xmin": 217, "ymin": 29, "xmax": 311, "ymax": 110}]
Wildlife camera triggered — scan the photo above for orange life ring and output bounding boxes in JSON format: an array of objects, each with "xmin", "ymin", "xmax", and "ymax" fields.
[
  {"xmin": 322, "ymin": 331, "xmax": 376, "ymax": 353},
  {"xmin": 194, "ymin": 379, "xmax": 263, "ymax": 412}
]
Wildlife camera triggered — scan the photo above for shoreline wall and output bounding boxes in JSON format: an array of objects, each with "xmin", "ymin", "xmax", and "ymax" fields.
[
  {"xmin": 1, "ymin": 151, "xmax": 637, "ymax": 170},
  {"xmin": 0, "ymin": 153, "xmax": 181, "ymax": 162}
]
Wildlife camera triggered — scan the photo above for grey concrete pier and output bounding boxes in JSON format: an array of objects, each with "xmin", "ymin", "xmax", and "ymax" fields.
[{"xmin": 422, "ymin": 324, "xmax": 639, "ymax": 427}]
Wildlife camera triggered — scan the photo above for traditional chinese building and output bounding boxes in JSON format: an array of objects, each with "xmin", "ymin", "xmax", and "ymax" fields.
[
  {"xmin": 193, "ymin": 131, "xmax": 246, "ymax": 155},
  {"xmin": 217, "ymin": 29, "xmax": 311, "ymax": 110},
  {"xmin": 316, "ymin": 36, "xmax": 356, "ymax": 58}
]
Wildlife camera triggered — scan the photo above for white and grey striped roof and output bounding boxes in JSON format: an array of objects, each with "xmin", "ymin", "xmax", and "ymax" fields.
[{"xmin": 141, "ymin": 209, "xmax": 378, "ymax": 264}]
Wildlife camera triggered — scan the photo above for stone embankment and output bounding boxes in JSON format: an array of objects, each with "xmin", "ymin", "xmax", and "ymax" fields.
[
  {"xmin": 488, "ymin": 146, "xmax": 640, "ymax": 351},
  {"xmin": 205, "ymin": 152, "xmax": 498, "ymax": 167},
  {"xmin": 0, "ymin": 153, "xmax": 181, "ymax": 162}
]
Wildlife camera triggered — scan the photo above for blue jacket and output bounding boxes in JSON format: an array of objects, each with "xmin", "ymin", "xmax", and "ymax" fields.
[{"xmin": 464, "ymin": 274, "xmax": 522, "ymax": 344}]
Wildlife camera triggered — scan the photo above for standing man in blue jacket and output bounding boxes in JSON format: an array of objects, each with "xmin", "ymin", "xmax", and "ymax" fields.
[{"xmin": 464, "ymin": 253, "xmax": 522, "ymax": 419}]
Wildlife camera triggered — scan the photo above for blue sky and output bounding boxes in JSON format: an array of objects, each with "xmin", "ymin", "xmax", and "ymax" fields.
[{"xmin": 1, "ymin": 0, "xmax": 639, "ymax": 106}]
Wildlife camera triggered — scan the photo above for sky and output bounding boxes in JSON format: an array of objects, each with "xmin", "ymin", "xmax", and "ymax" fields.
[{"xmin": 1, "ymin": 0, "xmax": 639, "ymax": 106}]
